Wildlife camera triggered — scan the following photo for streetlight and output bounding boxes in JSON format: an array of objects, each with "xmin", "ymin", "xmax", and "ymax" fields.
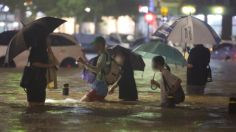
[
  {"xmin": 84, "ymin": 7, "xmax": 91, "ymax": 13},
  {"xmin": 181, "ymin": 5, "xmax": 196, "ymax": 15}
]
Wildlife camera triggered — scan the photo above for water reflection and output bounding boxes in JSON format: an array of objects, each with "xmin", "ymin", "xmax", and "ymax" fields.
[{"xmin": 0, "ymin": 59, "xmax": 236, "ymax": 131}]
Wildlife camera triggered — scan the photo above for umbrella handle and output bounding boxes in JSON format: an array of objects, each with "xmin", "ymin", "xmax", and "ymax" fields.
[
  {"xmin": 152, "ymin": 72, "xmax": 156, "ymax": 80},
  {"xmin": 151, "ymin": 73, "xmax": 158, "ymax": 90}
]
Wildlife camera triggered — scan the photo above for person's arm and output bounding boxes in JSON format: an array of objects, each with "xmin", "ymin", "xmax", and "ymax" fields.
[
  {"xmin": 32, "ymin": 62, "xmax": 54, "ymax": 68},
  {"xmin": 187, "ymin": 49, "xmax": 194, "ymax": 68},
  {"xmin": 108, "ymin": 75, "xmax": 122, "ymax": 94},
  {"xmin": 151, "ymin": 79, "xmax": 160, "ymax": 88},
  {"xmin": 83, "ymin": 54, "xmax": 106, "ymax": 73}
]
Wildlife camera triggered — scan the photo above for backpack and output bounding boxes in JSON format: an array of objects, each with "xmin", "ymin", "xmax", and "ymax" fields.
[
  {"xmin": 102, "ymin": 53, "xmax": 122, "ymax": 85},
  {"xmin": 162, "ymin": 74, "xmax": 185, "ymax": 104}
]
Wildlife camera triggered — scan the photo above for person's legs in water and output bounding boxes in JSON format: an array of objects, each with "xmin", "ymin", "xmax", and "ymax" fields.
[
  {"xmin": 27, "ymin": 88, "xmax": 46, "ymax": 107},
  {"xmin": 80, "ymin": 80, "xmax": 108, "ymax": 102},
  {"xmin": 80, "ymin": 89, "xmax": 105, "ymax": 102},
  {"xmin": 27, "ymin": 77, "xmax": 47, "ymax": 107}
]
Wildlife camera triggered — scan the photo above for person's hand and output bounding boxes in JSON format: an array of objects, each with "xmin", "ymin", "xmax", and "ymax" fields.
[
  {"xmin": 151, "ymin": 79, "xmax": 156, "ymax": 85},
  {"xmin": 187, "ymin": 64, "xmax": 193, "ymax": 68},
  {"xmin": 108, "ymin": 88, "xmax": 115, "ymax": 95},
  {"xmin": 151, "ymin": 79, "xmax": 160, "ymax": 87},
  {"xmin": 77, "ymin": 57, "xmax": 86, "ymax": 65}
]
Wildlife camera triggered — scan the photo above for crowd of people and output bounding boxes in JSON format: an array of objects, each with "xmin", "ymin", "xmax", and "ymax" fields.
[{"xmin": 23, "ymin": 36, "xmax": 211, "ymax": 108}]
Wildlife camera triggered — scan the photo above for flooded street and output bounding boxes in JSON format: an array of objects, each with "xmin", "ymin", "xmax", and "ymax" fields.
[{"xmin": 0, "ymin": 59, "xmax": 236, "ymax": 132}]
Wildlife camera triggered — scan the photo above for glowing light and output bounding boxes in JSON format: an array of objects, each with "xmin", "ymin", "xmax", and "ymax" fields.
[
  {"xmin": 211, "ymin": 6, "xmax": 224, "ymax": 15},
  {"xmin": 181, "ymin": 5, "xmax": 196, "ymax": 15},
  {"xmin": 0, "ymin": 22, "xmax": 5, "ymax": 26},
  {"xmin": 36, "ymin": 11, "xmax": 46, "ymax": 19},
  {"xmin": 2, "ymin": 5, "xmax": 9, "ymax": 12},
  {"xmin": 139, "ymin": 6, "xmax": 148, "ymax": 13},
  {"xmin": 84, "ymin": 7, "xmax": 91, "ymax": 13},
  {"xmin": 25, "ymin": 11, "xmax": 32, "ymax": 17},
  {"xmin": 144, "ymin": 12, "xmax": 156, "ymax": 24},
  {"xmin": 12, "ymin": 22, "xmax": 19, "ymax": 27},
  {"xmin": 24, "ymin": 0, "xmax": 32, "ymax": 6},
  {"xmin": 117, "ymin": 16, "xmax": 135, "ymax": 34},
  {"xmin": 160, "ymin": 7, "xmax": 169, "ymax": 17}
]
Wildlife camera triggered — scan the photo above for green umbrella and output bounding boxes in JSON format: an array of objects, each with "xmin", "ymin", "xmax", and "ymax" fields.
[{"xmin": 133, "ymin": 41, "xmax": 186, "ymax": 66}]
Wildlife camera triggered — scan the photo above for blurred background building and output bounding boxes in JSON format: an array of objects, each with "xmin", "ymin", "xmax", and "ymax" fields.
[{"xmin": 0, "ymin": 0, "xmax": 236, "ymax": 41}]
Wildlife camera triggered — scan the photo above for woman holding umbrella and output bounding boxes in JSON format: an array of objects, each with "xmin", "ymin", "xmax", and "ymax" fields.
[
  {"xmin": 108, "ymin": 50, "xmax": 138, "ymax": 101},
  {"xmin": 4, "ymin": 17, "xmax": 66, "ymax": 107},
  {"xmin": 26, "ymin": 33, "xmax": 55, "ymax": 107}
]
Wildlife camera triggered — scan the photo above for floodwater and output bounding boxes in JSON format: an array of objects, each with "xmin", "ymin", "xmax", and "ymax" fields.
[{"xmin": 0, "ymin": 59, "xmax": 236, "ymax": 132}]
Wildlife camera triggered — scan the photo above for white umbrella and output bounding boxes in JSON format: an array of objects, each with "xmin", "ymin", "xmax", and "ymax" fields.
[{"xmin": 154, "ymin": 16, "xmax": 221, "ymax": 48}]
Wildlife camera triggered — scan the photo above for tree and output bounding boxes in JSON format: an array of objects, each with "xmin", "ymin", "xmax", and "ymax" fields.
[
  {"xmin": 0, "ymin": 0, "xmax": 25, "ymax": 13},
  {"xmin": 2, "ymin": 0, "xmax": 145, "ymax": 21},
  {"xmin": 1, "ymin": 0, "xmax": 146, "ymax": 33}
]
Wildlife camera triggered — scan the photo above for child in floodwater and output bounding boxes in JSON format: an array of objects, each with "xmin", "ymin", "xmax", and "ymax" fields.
[{"xmin": 151, "ymin": 56, "xmax": 182, "ymax": 107}]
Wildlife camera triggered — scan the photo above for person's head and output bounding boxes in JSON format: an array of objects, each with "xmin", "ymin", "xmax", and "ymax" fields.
[
  {"xmin": 152, "ymin": 56, "xmax": 165, "ymax": 71},
  {"xmin": 114, "ymin": 51, "xmax": 126, "ymax": 66},
  {"xmin": 92, "ymin": 36, "xmax": 106, "ymax": 53},
  {"xmin": 31, "ymin": 27, "xmax": 49, "ymax": 51},
  {"xmin": 194, "ymin": 44, "xmax": 203, "ymax": 47}
]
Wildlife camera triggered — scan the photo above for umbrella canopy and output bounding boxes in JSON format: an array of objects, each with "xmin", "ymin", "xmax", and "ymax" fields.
[
  {"xmin": 5, "ymin": 17, "xmax": 66, "ymax": 63},
  {"xmin": 109, "ymin": 45, "xmax": 145, "ymax": 71},
  {"xmin": 0, "ymin": 30, "xmax": 18, "ymax": 45},
  {"xmin": 49, "ymin": 33, "xmax": 78, "ymax": 46},
  {"xmin": 153, "ymin": 16, "xmax": 221, "ymax": 48},
  {"xmin": 133, "ymin": 41, "xmax": 186, "ymax": 66}
]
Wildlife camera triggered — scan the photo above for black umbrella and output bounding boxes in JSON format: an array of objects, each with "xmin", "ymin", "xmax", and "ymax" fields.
[
  {"xmin": 5, "ymin": 17, "xmax": 66, "ymax": 63},
  {"xmin": 0, "ymin": 30, "xmax": 18, "ymax": 45},
  {"xmin": 109, "ymin": 45, "xmax": 145, "ymax": 71}
]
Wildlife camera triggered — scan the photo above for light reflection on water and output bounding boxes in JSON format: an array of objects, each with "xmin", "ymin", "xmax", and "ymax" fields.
[{"xmin": 0, "ymin": 59, "xmax": 236, "ymax": 131}]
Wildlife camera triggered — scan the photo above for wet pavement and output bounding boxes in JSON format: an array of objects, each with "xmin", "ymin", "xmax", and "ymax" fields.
[{"xmin": 0, "ymin": 59, "xmax": 236, "ymax": 132}]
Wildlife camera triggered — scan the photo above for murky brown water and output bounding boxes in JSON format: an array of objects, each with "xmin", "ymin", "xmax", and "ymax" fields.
[{"xmin": 0, "ymin": 59, "xmax": 236, "ymax": 132}]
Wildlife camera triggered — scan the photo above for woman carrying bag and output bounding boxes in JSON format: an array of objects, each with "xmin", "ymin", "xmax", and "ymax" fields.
[
  {"xmin": 24, "ymin": 35, "xmax": 55, "ymax": 107},
  {"xmin": 150, "ymin": 56, "xmax": 185, "ymax": 108}
]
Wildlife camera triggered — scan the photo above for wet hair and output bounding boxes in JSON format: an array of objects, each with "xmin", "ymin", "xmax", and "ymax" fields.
[{"xmin": 152, "ymin": 56, "xmax": 171, "ymax": 71}]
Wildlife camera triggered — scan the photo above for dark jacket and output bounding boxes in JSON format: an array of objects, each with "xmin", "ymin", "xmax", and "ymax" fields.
[{"xmin": 187, "ymin": 44, "xmax": 210, "ymax": 85}]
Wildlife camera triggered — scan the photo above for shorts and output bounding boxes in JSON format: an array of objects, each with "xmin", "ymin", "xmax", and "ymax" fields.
[
  {"xmin": 86, "ymin": 89, "xmax": 106, "ymax": 101},
  {"xmin": 91, "ymin": 80, "xmax": 108, "ymax": 97}
]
